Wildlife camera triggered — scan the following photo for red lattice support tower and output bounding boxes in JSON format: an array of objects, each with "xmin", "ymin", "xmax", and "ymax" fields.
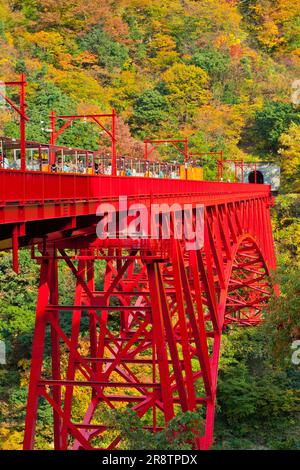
[
  {"xmin": 23, "ymin": 196, "xmax": 276, "ymax": 450},
  {"xmin": 49, "ymin": 110, "xmax": 117, "ymax": 175},
  {"xmin": 0, "ymin": 74, "xmax": 29, "ymax": 172}
]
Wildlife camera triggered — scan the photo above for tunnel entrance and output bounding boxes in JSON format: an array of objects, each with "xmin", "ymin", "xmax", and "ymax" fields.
[{"xmin": 248, "ymin": 170, "xmax": 264, "ymax": 184}]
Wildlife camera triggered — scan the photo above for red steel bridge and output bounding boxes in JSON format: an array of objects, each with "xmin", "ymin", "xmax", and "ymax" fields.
[{"xmin": 0, "ymin": 76, "xmax": 276, "ymax": 450}]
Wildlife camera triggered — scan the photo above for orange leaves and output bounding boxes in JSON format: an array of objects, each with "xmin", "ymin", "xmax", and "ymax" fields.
[
  {"xmin": 103, "ymin": 16, "xmax": 130, "ymax": 45},
  {"xmin": 72, "ymin": 51, "xmax": 98, "ymax": 68},
  {"xmin": 36, "ymin": 0, "xmax": 116, "ymax": 31}
]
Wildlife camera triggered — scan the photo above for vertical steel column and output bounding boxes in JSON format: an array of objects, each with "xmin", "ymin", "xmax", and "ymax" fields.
[
  {"xmin": 111, "ymin": 108, "xmax": 117, "ymax": 176},
  {"xmin": 48, "ymin": 252, "xmax": 62, "ymax": 450},
  {"xmin": 50, "ymin": 111, "xmax": 56, "ymax": 165},
  {"xmin": 20, "ymin": 73, "xmax": 26, "ymax": 171},
  {"xmin": 184, "ymin": 137, "xmax": 188, "ymax": 180},
  {"xmin": 147, "ymin": 262, "xmax": 175, "ymax": 422},
  {"xmin": 23, "ymin": 259, "xmax": 51, "ymax": 449}
]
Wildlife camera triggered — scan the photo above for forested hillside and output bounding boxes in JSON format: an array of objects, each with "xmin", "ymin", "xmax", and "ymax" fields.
[{"xmin": 0, "ymin": 0, "xmax": 300, "ymax": 450}]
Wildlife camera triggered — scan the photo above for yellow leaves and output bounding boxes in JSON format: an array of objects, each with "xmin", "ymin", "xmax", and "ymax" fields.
[
  {"xmin": 278, "ymin": 123, "xmax": 300, "ymax": 176},
  {"xmin": 114, "ymin": 70, "xmax": 146, "ymax": 97},
  {"xmin": 18, "ymin": 358, "xmax": 31, "ymax": 386},
  {"xmin": 112, "ymin": 69, "xmax": 149, "ymax": 118},
  {"xmin": 162, "ymin": 63, "xmax": 210, "ymax": 111},
  {"xmin": 0, "ymin": 428, "xmax": 10, "ymax": 440},
  {"xmin": 270, "ymin": 0, "xmax": 300, "ymax": 23},
  {"xmin": 250, "ymin": 0, "xmax": 300, "ymax": 51},
  {"xmin": 23, "ymin": 31, "xmax": 73, "ymax": 68},
  {"xmin": 0, "ymin": 428, "xmax": 23, "ymax": 450},
  {"xmin": 150, "ymin": 33, "xmax": 177, "ymax": 54},
  {"xmin": 194, "ymin": 104, "xmax": 245, "ymax": 146},
  {"xmin": 249, "ymin": 0, "xmax": 300, "ymax": 23},
  {"xmin": 47, "ymin": 67, "xmax": 111, "ymax": 109},
  {"xmin": 0, "ymin": 56, "xmax": 10, "ymax": 67},
  {"xmin": 37, "ymin": 0, "xmax": 113, "ymax": 31},
  {"xmin": 24, "ymin": 31, "xmax": 64, "ymax": 52},
  {"xmin": 0, "ymin": 0, "xmax": 10, "ymax": 23},
  {"xmin": 257, "ymin": 19, "xmax": 283, "ymax": 49},
  {"xmin": 0, "ymin": 38, "xmax": 17, "ymax": 86},
  {"xmin": 4, "ymin": 31, "xmax": 13, "ymax": 47},
  {"xmin": 148, "ymin": 33, "xmax": 179, "ymax": 70},
  {"xmin": 150, "ymin": 51, "xmax": 179, "ymax": 71},
  {"xmin": 193, "ymin": 0, "xmax": 245, "ymax": 37}
]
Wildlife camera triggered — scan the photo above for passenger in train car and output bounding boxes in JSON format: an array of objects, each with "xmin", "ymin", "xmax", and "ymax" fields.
[
  {"xmin": 0, "ymin": 150, "xmax": 8, "ymax": 169},
  {"xmin": 26, "ymin": 160, "xmax": 33, "ymax": 171},
  {"xmin": 94, "ymin": 161, "xmax": 99, "ymax": 175},
  {"xmin": 78, "ymin": 159, "xmax": 85, "ymax": 173},
  {"xmin": 120, "ymin": 156, "xmax": 126, "ymax": 176},
  {"xmin": 125, "ymin": 166, "xmax": 132, "ymax": 176},
  {"xmin": 56, "ymin": 158, "xmax": 63, "ymax": 172},
  {"xmin": 144, "ymin": 160, "xmax": 152, "ymax": 177},
  {"xmin": 13, "ymin": 157, "xmax": 21, "ymax": 169}
]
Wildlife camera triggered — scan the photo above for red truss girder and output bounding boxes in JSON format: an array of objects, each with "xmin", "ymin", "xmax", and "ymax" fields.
[{"xmin": 23, "ymin": 197, "xmax": 276, "ymax": 450}]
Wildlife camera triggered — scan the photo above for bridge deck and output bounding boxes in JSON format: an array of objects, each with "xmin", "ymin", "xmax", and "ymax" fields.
[{"xmin": 0, "ymin": 169, "xmax": 271, "ymax": 250}]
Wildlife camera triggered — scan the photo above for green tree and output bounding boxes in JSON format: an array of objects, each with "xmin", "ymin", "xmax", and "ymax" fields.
[
  {"xmin": 191, "ymin": 48, "xmax": 230, "ymax": 82},
  {"xmin": 78, "ymin": 25, "xmax": 129, "ymax": 71},
  {"xmin": 251, "ymin": 101, "xmax": 300, "ymax": 154},
  {"xmin": 215, "ymin": 326, "xmax": 300, "ymax": 449},
  {"xmin": 105, "ymin": 409, "xmax": 203, "ymax": 450},
  {"xmin": 130, "ymin": 89, "xmax": 168, "ymax": 137},
  {"xmin": 0, "ymin": 251, "xmax": 38, "ymax": 363}
]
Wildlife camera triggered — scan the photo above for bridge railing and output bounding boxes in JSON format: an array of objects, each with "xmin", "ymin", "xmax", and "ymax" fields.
[{"xmin": 0, "ymin": 169, "xmax": 271, "ymax": 206}]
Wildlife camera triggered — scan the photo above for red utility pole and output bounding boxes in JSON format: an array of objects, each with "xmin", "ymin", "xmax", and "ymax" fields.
[
  {"xmin": 0, "ymin": 74, "xmax": 29, "ymax": 170},
  {"xmin": 219, "ymin": 150, "xmax": 223, "ymax": 180},
  {"xmin": 49, "ymin": 110, "xmax": 117, "ymax": 175},
  {"xmin": 111, "ymin": 108, "xmax": 117, "ymax": 176},
  {"xmin": 144, "ymin": 138, "xmax": 189, "ymax": 178},
  {"xmin": 50, "ymin": 111, "xmax": 56, "ymax": 165},
  {"xmin": 19, "ymin": 73, "xmax": 26, "ymax": 171},
  {"xmin": 184, "ymin": 136, "xmax": 188, "ymax": 180}
]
